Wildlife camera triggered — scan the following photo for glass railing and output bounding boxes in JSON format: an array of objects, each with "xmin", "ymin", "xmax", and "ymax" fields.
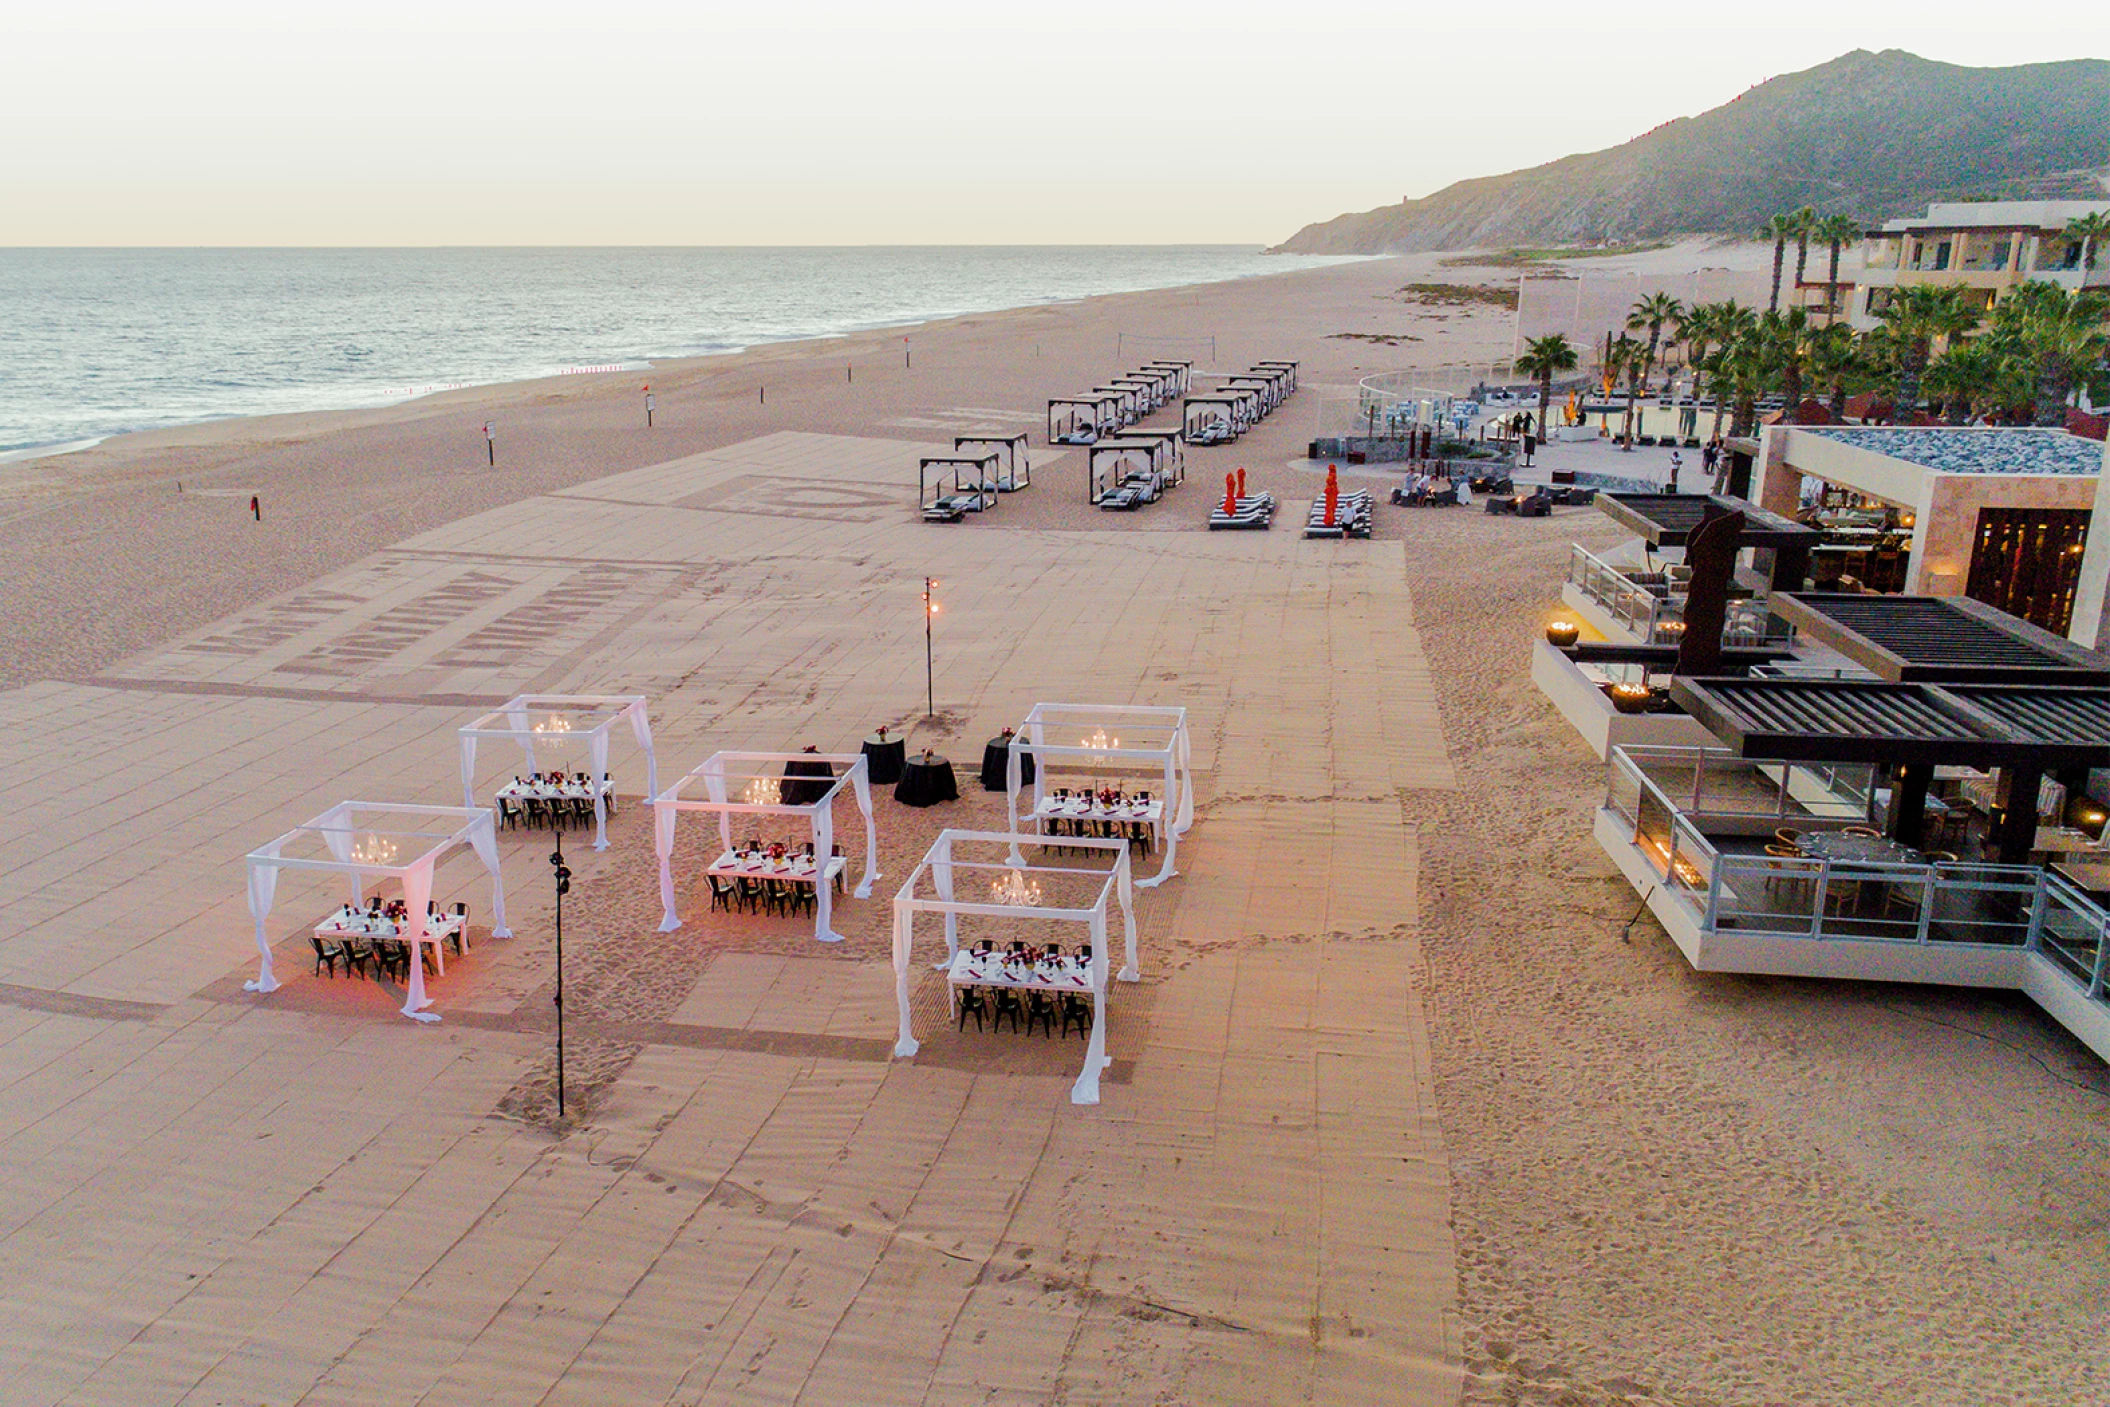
[
  {"xmin": 1609, "ymin": 745, "xmax": 1871, "ymax": 823},
  {"xmin": 1567, "ymin": 544, "xmax": 1793, "ymax": 647}
]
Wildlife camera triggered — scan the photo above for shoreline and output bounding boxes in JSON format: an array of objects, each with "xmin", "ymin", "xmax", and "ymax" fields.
[{"xmin": 0, "ymin": 248, "xmax": 1373, "ymax": 466}]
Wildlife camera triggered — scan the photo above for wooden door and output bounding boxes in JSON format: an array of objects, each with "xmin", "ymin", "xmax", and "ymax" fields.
[{"xmin": 1964, "ymin": 507, "xmax": 2091, "ymax": 633}]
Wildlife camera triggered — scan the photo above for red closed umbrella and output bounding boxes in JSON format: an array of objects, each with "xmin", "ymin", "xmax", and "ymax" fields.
[
  {"xmin": 1223, "ymin": 472, "xmax": 1237, "ymax": 515},
  {"xmin": 1324, "ymin": 464, "xmax": 1339, "ymax": 527},
  {"xmin": 1236, "ymin": 467, "xmax": 1247, "ymax": 497}
]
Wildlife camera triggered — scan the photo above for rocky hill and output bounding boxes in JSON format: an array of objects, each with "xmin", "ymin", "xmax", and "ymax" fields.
[{"xmin": 1273, "ymin": 50, "xmax": 2110, "ymax": 254}]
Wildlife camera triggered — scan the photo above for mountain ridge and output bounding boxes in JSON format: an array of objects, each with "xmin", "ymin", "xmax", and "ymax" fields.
[{"xmin": 1273, "ymin": 50, "xmax": 2110, "ymax": 254}]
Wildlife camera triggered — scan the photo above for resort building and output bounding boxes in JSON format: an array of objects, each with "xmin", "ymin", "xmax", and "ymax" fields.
[
  {"xmin": 1846, "ymin": 199, "xmax": 2110, "ymax": 328},
  {"xmin": 1534, "ymin": 490, "xmax": 2110, "ymax": 1067}
]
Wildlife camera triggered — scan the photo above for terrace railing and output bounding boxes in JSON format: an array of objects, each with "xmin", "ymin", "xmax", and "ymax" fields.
[
  {"xmin": 1567, "ymin": 544, "xmax": 1791, "ymax": 648},
  {"xmin": 1605, "ymin": 745, "xmax": 2110, "ymax": 1008}
]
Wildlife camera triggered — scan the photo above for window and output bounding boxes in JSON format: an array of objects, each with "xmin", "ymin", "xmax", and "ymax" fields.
[{"xmin": 1933, "ymin": 240, "xmax": 1952, "ymax": 271}]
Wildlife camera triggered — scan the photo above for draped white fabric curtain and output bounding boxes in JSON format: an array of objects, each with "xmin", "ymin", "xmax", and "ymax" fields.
[
  {"xmin": 244, "ymin": 840, "xmax": 287, "ymax": 993},
  {"xmin": 654, "ymin": 753, "xmax": 876, "ymax": 946}
]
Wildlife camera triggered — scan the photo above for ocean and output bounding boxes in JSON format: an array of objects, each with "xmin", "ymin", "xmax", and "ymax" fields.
[{"xmin": 0, "ymin": 246, "xmax": 1360, "ymax": 455}]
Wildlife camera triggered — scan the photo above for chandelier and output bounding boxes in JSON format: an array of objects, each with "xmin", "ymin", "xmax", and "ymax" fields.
[{"xmin": 990, "ymin": 869, "xmax": 1042, "ymax": 906}]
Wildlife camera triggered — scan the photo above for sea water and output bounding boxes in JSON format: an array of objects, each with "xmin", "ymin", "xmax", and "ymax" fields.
[{"xmin": 0, "ymin": 246, "xmax": 1358, "ymax": 455}]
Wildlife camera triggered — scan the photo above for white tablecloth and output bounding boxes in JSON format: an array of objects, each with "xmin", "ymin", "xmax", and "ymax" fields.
[
  {"xmin": 946, "ymin": 949, "xmax": 1097, "ymax": 1020},
  {"xmin": 314, "ymin": 912, "xmax": 468, "ymax": 972},
  {"xmin": 1030, "ymin": 798, "xmax": 1163, "ymax": 845},
  {"xmin": 706, "ymin": 852, "xmax": 846, "ymax": 888},
  {"xmin": 497, "ymin": 779, "xmax": 613, "ymax": 806}
]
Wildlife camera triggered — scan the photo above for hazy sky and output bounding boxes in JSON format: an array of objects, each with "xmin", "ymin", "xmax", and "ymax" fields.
[{"xmin": 3, "ymin": 1, "xmax": 2098, "ymax": 246}]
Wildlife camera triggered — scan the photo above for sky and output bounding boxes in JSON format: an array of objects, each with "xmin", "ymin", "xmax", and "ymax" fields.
[{"xmin": 2, "ymin": 0, "xmax": 2100, "ymax": 246}]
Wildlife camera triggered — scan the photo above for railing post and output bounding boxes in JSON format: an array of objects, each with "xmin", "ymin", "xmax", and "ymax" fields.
[
  {"xmin": 1916, "ymin": 866, "xmax": 1935, "ymax": 946},
  {"xmin": 2089, "ymin": 907, "xmax": 2109, "ymax": 1001},
  {"xmin": 2026, "ymin": 874, "xmax": 2049, "ymax": 955},
  {"xmin": 1811, "ymin": 861, "xmax": 1829, "ymax": 939}
]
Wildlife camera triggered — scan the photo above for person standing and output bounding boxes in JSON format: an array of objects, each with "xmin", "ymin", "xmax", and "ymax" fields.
[
  {"xmin": 1667, "ymin": 449, "xmax": 1683, "ymax": 492},
  {"xmin": 249, "ymin": 495, "xmax": 261, "ymax": 522}
]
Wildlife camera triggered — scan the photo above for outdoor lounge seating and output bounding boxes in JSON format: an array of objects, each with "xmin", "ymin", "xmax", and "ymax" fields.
[
  {"xmin": 1209, "ymin": 493, "xmax": 1276, "ymax": 530},
  {"xmin": 1305, "ymin": 489, "xmax": 1373, "ymax": 539}
]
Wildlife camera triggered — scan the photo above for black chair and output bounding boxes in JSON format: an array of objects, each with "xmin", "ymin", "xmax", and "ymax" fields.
[
  {"xmin": 991, "ymin": 987, "xmax": 1024, "ymax": 1033},
  {"xmin": 449, "ymin": 901, "xmax": 469, "ymax": 956},
  {"xmin": 497, "ymin": 797, "xmax": 523, "ymax": 831},
  {"xmin": 339, "ymin": 938, "xmax": 371, "ymax": 981},
  {"xmin": 956, "ymin": 986, "xmax": 990, "ymax": 1031},
  {"xmin": 524, "ymin": 796, "xmax": 549, "ymax": 829},
  {"xmin": 310, "ymin": 934, "xmax": 343, "ymax": 978},
  {"xmin": 1061, "ymin": 994, "xmax": 1093, "ymax": 1039},
  {"xmin": 708, "ymin": 876, "xmax": 737, "ymax": 912},
  {"xmin": 1025, "ymin": 990, "xmax": 1058, "ymax": 1038}
]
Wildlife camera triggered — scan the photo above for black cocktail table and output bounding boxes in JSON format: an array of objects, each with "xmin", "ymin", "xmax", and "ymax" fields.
[
  {"xmin": 861, "ymin": 734, "xmax": 907, "ymax": 786},
  {"xmin": 895, "ymin": 755, "xmax": 959, "ymax": 808}
]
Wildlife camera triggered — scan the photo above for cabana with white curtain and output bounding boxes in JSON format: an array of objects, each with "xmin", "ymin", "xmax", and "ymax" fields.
[
  {"xmin": 1141, "ymin": 361, "xmax": 1193, "ymax": 396},
  {"xmin": 1225, "ymin": 375, "xmax": 1280, "ymax": 416},
  {"xmin": 1117, "ymin": 428, "xmax": 1185, "ymax": 483},
  {"xmin": 1089, "ymin": 440, "xmax": 1166, "ymax": 507},
  {"xmin": 1128, "ymin": 368, "xmax": 1177, "ymax": 404},
  {"xmin": 1110, "ymin": 376, "xmax": 1163, "ymax": 413},
  {"xmin": 1218, "ymin": 383, "xmax": 1265, "ymax": 426},
  {"xmin": 890, "ymin": 830, "xmax": 1137, "ymax": 1105},
  {"xmin": 653, "ymin": 751, "xmax": 879, "ymax": 943},
  {"xmin": 1049, "ymin": 395, "xmax": 1117, "ymax": 445},
  {"xmin": 953, "ymin": 434, "xmax": 1031, "ymax": 491},
  {"xmin": 920, "ymin": 454, "xmax": 1000, "ymax": 520},
  {"xmin": 1183, "ymin": 394, "xmax": 1245, "ymax": 444},
  {"xmin": 458, "ymin": 694, "xmax": 657, "ymax": 851},
  {"xmin": 244, "ymin": 802, "xmax": 512, "ymax": 1023},
  {"xmin": 1252, "ymin": 359, "xmax": 1299, "ymax": 394},
  {"xmin": 1004, "ymin": 702, "xmax": 1195, "ymax": 888},
  {"xmin": 1090, "ymin": 385, "xmax": 1142, "ymax": 426}
]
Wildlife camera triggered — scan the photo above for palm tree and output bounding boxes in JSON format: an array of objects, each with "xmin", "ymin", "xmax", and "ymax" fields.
[
  {"xmin": 1809, "ymin": 213, "xmax": 1861, "ymax": 326},
  {"xmin": 1789, "ymin": 206, "xmax": 1818, "ymax": 302},
  {"xmin": 1807, "ymin": 324, "xmax": 1863, "ymax": 420},
  {"xmin": 2063, "ymin": 212, "xmax": 2110, "ymax": 273},
  {"xmin": 1761, "ymin": 212, "xmax": 1802, "ymax": 313},
  {"xmin": 1513, "ymin": 334, "xmax": 1579, "ymax": 438},
  {"xmin": 1875, "ymin": 284, "xmax": 1981, "ymax": 421},
  {"xmin": 1626, "ymin": 291, "xmax": 1685, "ymax": 396},
  {"xmin": 1993, "ymin": 280, "xmax": 2110, "ymax": 426},
  {"xmin": 1757, "ymin": 308, "xmax": 1816, "ymax": 422},
  {"xmin": 1612, "ymin": 335, "xmax": 1645, "ymax": 449},
  {"xmin": 1699, "ymin": 302, "xmax": 1757, "ymax": 442}
]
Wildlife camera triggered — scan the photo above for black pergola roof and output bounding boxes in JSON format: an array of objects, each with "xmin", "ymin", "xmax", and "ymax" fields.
[
  {"xmin": 1770, "ymin": 593, "xmax": 2110, "ymax": 685},
  {"xmin": 1669, "ymin": 676, "xmax": 2110, "ymax": 768},
  {"xmin": 1595, "ymin": 493, "xmax": 1820, "ymax": 550}
]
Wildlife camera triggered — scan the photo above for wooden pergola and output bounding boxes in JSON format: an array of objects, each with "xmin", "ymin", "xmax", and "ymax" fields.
[
  {"xmin": 1671, "ymin": 675, "xmax": 2110, "ymax": 862},
  {"xmin": 1595, "ymin": 492, "xmax": 1823, "ymax": 595},
  {"xmin": 1769, "ymin": 592, "xmax": 2110, "ymax": 686}
]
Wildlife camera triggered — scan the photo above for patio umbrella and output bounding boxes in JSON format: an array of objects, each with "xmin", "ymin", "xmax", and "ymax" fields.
[
  {"xmin": 1324, "ymin": 464, "xmax": 1339, "ymax": 527},
  {"xmin": 1236, "ymin": 467, "xmax": 1246, "ymax": 497},
  {"xmin": 1223, "ymin": 472, "xmax": 1237, "ymax": 515}
]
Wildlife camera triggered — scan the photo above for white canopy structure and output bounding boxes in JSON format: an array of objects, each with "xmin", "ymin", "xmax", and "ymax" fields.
[
  {"xmin": 890, "ymin": 830, "xmax": 1137, "ymax": 1105},
  {"xmin": 459, "ymin": 694, "xmax": 657, "ymax": 851},
  {"xmin": 1004, "ymin": 702, "xmax": 1195, "ymax": 888},
  {"xmin": 1252, "ymin": 359, "xmax": 1299, "ymax": 394},
  {"xmin": 1183, "ymin": 394, "xmax": 1246, "ymax": 443},
  {"xmin": 1049, "ymin": 394, "xmax": 1119, "ymax": 444},
  {"xmin": 653, "ymin": 751, "xmax": 879, "ymax": 943},
  {"xmin": 1140, "ymin": 360, "xmax": 1193, "ymax": 396},
  {"xmin": 954, "ymin": 434, "xmax": 1030, "ymax": 491},
  {"xmin": 244, "ymin": 802, "xmax": 512, "ymax": 1023}
]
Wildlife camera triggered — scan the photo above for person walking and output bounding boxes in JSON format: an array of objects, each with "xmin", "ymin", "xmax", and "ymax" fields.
[
  {"xmin": 250, "ymin": 495, "xmax": 261, "ymax": 522},
  {"xmin": 1667, "ymin": 449, "xmax": 1683, "ymax": 492}
]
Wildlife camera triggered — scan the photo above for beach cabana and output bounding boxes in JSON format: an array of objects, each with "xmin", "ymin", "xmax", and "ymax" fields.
[
  {"xmin": 890, "ymin": 830, "xmax": 1137, "ymax": 1105},
  {"xmin": 244, "ymin": 802, "xmax": 511, "ymax": 1022},
  {"xmin": 653, "ymin": 751, "xmax": 879, "ymax": 943},
  {"xmin": 1140, "ymin": 361, "xmax": 1193, "ymax": 396},
  {"xmin": 1219, "ymin": 384, "xmax": 1264, "ymax": 427},
  {"xmin": 1049, "ymin": 396, "xmax": 1116, "ymax": 445},
  {"xmin": 954, "ymin": 434, "xmax": 1030, "ymax": 491},
  {"xmin": 1119, "ymin": 428, "xmax": 1185, "ymax": 483},
  {"xmin": 1252, "ymin": 360, "xmax": 1299, "ymax": 394},
  {"xmin": 1225, "ymin": 374, "xmax": 1282, "ymax": 416},
  {"xmin": 1004, "ymin": 702, "xmax": 1195, "ymax": 889},
  {"xmin": 1110, "ymin": 376, "xmax": 1163, "ymax": 413},
  {"xmin": 1089, "ymin": 440, "xmax": 1164, "ymax": 507},
  {"xmin": 921, "ymin": 454, "xmax": 1000, "ymax": 520},
  {"xmin": 1088, "ymin": 386, "xmax": 1139, "ymax": 427},
  {"xmin": 1184, "ymin": 394, "xmax": 1246, "ymax": 443},
  {"xmin": 458, "ymin": 694, "xmax": 657, "ymax": 851}
]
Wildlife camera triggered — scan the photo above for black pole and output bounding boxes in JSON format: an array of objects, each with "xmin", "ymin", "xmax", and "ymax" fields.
[
  {"xmin": 549, "ymin": 833, "xmax": 571, "ymax": 1117},
  {"xmin": 924, "ymin": 577, "xmax": 935, "ymax": 718}
]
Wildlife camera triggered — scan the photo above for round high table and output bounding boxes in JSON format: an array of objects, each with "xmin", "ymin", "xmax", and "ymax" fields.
[
  {"xmin": 861, "ymin": 734, "xmax": 907, "ymax": 786},
  {"xmin": 780, "ymin": 756, "xmax": 836, "ymax": 807},
  {"xmin": 979, "ymin": 735, "xmax": 1036, "ymax": 792},
  {"xmin": 895, "ymin": 755, "xmax": 959, "ymax": 808}
]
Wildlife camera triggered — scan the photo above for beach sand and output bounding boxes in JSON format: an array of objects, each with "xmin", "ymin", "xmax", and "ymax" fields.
[{"xmin": 1, "ymin": 242, "xmax": 2104, "ymax": 1406}]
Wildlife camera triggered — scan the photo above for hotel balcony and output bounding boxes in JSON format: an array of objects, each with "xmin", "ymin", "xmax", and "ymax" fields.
[{"xmin": 1596, "ymin": 744, "xmax": 2110, "ymax": 1061}]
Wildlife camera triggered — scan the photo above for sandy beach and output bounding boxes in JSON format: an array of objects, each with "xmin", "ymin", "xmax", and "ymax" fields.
[{"xmin": 2, "ymin": 244, "xmax": 2105, "ymax": 1407}]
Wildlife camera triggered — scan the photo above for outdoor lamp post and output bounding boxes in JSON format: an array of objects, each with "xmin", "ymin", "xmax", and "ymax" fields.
[
  {"xmin": 549, "ymin": 833, "xmax": 572, "ymax": 1117},
  {"xmin": 923, "ymin": 577, "xmax": 938, "ymax": 718}
]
